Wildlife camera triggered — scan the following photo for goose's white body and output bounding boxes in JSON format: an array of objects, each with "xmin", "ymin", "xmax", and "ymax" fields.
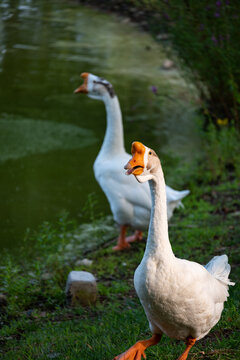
[
  {"xmin": 135, "ymin": 253, "xmax": 232, "ymax": 340},
  {"xmin": 133, "ymin": 158, "xmax": 234, "ymax": 342},
  {"xmin": 93, "ymin": 89, "xmax": 189, "ymax": 228}
]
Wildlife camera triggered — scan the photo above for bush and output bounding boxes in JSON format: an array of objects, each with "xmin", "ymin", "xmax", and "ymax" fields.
[
  {"xmin": 139, "ymin": 0, "xmax": 240, "ymax": 129},
  {"xmin": 200, "ymin": 121, "xmax": 240, "ymax": 182}
]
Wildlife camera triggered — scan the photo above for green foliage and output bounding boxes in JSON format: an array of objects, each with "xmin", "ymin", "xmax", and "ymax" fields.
[
  {"xmin": 130, "ymin": 0, "xmax": 240, "ymax": 128},
  {"xmin": 163, "ymin": 117, "xmax": 240, "ymax": 188},
  {"xmin": 169, "ymin": 0, "xmax": 240, "ymax": 128},
  {"xmin": 180, "ymin": 119, "xmax": 240, "ymax": 185},
  {"xmin": 200, "ymin": 122, "xmax": 240, "ymax": 181}
]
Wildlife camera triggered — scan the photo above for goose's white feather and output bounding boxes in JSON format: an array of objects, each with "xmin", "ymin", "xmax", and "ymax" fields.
[{"xmin": 135, "ymin": 255, "xmax": 233, "ymax": 340}]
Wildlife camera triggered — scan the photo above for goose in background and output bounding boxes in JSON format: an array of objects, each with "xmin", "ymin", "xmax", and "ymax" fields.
[
  {"xmin": 74, "ymin": 73, "xmax": 190, "ymax": 250},
  {"xmin": 112, "ymin": 141, "xmax": 234, "ymax": 359}
]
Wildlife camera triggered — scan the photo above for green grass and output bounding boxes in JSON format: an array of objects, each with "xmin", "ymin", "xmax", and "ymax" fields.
[{"xmin": 0, "ymin": 175, "xmax": 239, "ymax": 359}]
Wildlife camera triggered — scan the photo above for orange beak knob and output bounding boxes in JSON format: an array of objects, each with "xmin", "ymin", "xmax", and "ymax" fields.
[
  {"xmin": 125, "ymin": 141, "xmax": 145, "ymax": 176},
  {"xmin": 74, "ymin": 72, "xmax": 89, "ymax": 94}
]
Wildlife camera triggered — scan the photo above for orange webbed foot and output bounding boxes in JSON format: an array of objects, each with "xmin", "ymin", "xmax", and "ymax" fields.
[
  {"xmin": 112, "ymin": 242, "xmax": 131, "ymax": 251},
  {"xmin": 177, "ymin": 337, "xmax": 196, "ymax": 360},
  {"xmin": 113, "ymin": 334, "xmax": 162, "ymax": 360},
  {"xmin": 126, "ymin": 231, "xmax": 143, "ymax": 243},
  {"xmin": 112, "ymin": 225, "xmax": 131, "ymax": 251},
  {"xmin": 113, "ymin": 342, "xmax": 146, "ymax": 360}
]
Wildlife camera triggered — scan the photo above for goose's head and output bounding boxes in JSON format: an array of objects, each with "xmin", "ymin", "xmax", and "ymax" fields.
[
  {"xmin": 74, "ymin": 72, "xmax": 115, "ymax": 100},
  {"xmin": 124, "ymin": 141, "xmax": 160, "ymax": 183}
]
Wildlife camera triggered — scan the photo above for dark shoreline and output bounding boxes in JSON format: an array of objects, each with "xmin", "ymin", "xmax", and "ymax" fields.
[{"xmin": 76, "ymin": 0, "xmax": 158, "ymax": 33}]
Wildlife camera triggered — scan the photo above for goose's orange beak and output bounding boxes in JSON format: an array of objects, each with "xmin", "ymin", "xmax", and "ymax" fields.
[
  {"xmin": 124, "ymin": 141, "xmax": 145, "ymax": 176},
  {"xmin": 74, "ymin": 72, "xmax": 89, "ymax": 94}
]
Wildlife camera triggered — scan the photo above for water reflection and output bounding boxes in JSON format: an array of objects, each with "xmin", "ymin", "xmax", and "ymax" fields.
[{"xmin": 0, "ymin": 0, "xmax": 199, "ymax": 249}]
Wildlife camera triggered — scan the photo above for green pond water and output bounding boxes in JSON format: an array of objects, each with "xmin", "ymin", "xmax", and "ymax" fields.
[{"xmin": 0, "ymin": 0, "xmax": 199, "ymax": 250}]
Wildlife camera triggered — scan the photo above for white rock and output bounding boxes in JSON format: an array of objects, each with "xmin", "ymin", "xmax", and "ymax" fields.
[
  {"xmin": 41, "ymin": 272, "xmax": 52, "ymax": 280},
  {"xmin": 162, "ymin": 59, "xmax": 175, "ymax": 70},
  {"xmin": 75, "ymin": 258, "xmax": 93, "ymax": 267},
  {"xmin": 65, "ymin": 271, "xmax": 97, "ymax": 306},
  {"xmin": 156, "ymin": 33, "xmax": 169, "ymax": 41}
]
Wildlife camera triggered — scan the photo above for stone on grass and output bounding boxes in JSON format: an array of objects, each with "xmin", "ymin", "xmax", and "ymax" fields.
[
  {"xmin": 162, "ymin": 59, "xmax": 175, "ymax": 70},
  {"xmin": 75, "ymin": 258, "xmax": 93, "ymax": 267},
  {"xmin": 65, "ymin": 271, "xmax": 97, "ymax": 307},
  {"xmin": 156, "ymin": 33, "xmax": 169, "ymax": 41},
  {"xmin": 41, "ymin": 272, "xmax": 52, "ymax": 280}
]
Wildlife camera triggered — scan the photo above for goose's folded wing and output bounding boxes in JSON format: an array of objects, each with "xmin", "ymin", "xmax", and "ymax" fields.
[
  {"xmin": 97, "ymin": 165, "xmax": 152, "ymax": 210},
  {"xmin": 179, "ymin": 258, "xmax": 234, "ymax": 305}
]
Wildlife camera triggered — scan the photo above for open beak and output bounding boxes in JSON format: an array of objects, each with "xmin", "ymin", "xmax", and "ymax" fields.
[
  {"xmin": 124, "ymin": 141, "xmax": 145, "ymax": 176},
  {"xmin": 74, "ymin": 72, "xmax": 89, "ymax": 94}
]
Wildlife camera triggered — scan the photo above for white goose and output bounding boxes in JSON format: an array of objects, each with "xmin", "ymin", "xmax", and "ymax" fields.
[
  {"xmin": 113, "ymin": 141, "xmax": 234, "ymax": 360},
  {"xmin": 75, "ymin": 73, "xmax": 190, "ymax": 251}
]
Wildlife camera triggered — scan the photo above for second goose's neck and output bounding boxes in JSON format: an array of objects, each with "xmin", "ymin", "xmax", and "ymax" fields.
[
  {"xmin": 99, "ymin": 94, "xmax": 125, "ymax": 155},
  {"xmin": 145, "ymin": 168, "xmax": 174, "ymax": 262}
]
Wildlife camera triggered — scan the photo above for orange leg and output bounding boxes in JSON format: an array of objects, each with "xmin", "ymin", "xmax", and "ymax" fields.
[
  {"xmin": 112, "ymin": 225, "xmax": 131, "ymax": 251},
  {"xmin": 126, "ymin": 230, "xmax": 143, "ymax": 243},
  {"xmin": 113, "ymin": 333, "xmax": 162, "ymax": 360},
  {"xmin": 177, "ymin": 337, "xmax": 196, "ymax": 360}
]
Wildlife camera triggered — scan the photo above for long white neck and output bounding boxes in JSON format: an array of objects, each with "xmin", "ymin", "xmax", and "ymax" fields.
[
  {"xmin": 144, "ymin": 167, "xmax": 174, "ymax": 262},
  {"xmin": 98, "ymin": 93, "xmax": 125, "ymax": 156}
]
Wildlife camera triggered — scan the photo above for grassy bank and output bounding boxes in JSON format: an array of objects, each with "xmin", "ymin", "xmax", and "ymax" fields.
[{"xmin": 0, "ymin": 155, "xmax": 239, "ymax": 359}]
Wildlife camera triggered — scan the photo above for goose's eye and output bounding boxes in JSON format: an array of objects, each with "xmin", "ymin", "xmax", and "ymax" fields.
[{"xmin": 149, "ymin": 151, "xmax": 152, "ymax": 155}]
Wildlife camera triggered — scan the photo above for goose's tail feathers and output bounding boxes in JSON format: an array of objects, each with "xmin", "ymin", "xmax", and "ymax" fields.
[
  {"xmin": 166, "ymin": 186, "xmax": 190, "ymax": 203},
  {"xmin": 205, "ymin": 255, "xmax": 235, "ymax": 286},
  {"xmin": 166, "ymin": 186, "xmax": 190, "ymax": 220}
]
